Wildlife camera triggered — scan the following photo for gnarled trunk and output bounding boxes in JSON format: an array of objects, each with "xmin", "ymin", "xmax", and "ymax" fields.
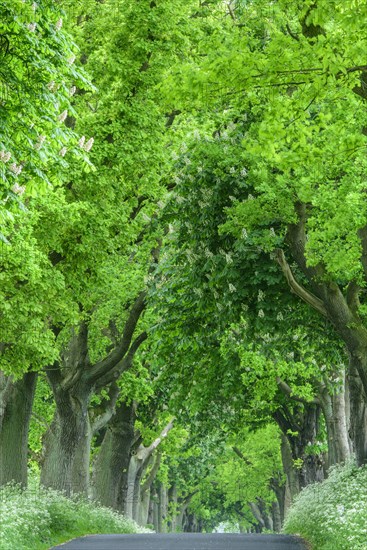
[
  {"xmin": 0, "ymin": 372, "xmax": 37, "ymax": 487},
  {"xmin": 40, "ymin": 382, "xmax": 91, "ymax": 495},
  {"xmin": 92, "ymin": 401, "xmax": 136, "ymax": 510}
]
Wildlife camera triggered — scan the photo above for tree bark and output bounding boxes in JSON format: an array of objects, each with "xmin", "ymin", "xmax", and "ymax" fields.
[
  {"xmin": 0, "ymin": 372, "xmax": 37, "ymax": 487},
  {"xmin": 319, "ymin": 373, "xmax": 351, "ymax": 468},
  {"xmin": 40, "ymin": 379, "xmax": 92, "ymax": 495},
  {"xmin": 92, "ymin": 400, "xmax": 136, "ymax": 510}
]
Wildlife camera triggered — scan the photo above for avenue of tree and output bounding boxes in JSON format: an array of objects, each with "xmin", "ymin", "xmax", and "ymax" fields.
[{"xmin": 0, "ymin": 0, "xmax": 366, "ymax": 534}]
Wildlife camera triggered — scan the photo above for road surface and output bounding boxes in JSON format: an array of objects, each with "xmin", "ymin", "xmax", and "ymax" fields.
[{"xmin": 50, "ymin": 533, "xmax": 307, "ymax": 549}]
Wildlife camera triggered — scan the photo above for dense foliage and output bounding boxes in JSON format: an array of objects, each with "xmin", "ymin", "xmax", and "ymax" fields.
[{"xmin": 1, "ymin": 1, "xmax": 367, "ymax": 546}]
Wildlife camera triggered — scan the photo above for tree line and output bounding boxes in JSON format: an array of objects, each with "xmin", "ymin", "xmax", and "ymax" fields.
[{"xmin": 1, "ymin": 0, "xmax": 367, "ymax": 533}]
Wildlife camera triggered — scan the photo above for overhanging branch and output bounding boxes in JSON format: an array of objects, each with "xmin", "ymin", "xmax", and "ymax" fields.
[{"xmin": 275, "ymin": 249, "xmax": 327, "ymax": 316}]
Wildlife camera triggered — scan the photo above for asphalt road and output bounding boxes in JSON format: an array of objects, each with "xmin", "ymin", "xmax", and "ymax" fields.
[{"xmin": 50, "ymin": 533, "xmax": 307, "ymax": 550}]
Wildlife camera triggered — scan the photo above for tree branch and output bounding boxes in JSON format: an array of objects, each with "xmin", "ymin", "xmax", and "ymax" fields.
[
  {"xmin": 275, "ymin": 248, "xmax": 327, "ymax": 316},
  {"xmin": 141, "ymin": 451, "xmax": 161, "ymax": 494},
  {"xmin": 87, "ymin": 292, "xmax": 146, "ymax": 384},
  {"xmin": 276, "ymin": 377, "xmax": 320, "ymax": 405},
  {"xmin": 232, "ymin": 446, "xmax": 253, "ymax": 466},
  {"xmin": 95, "ymin": 331, "xmax": 147, "ymax": 389},
  {"xmin": 92, "ymin": 381, "xmax": 120, "ymax": 434}
]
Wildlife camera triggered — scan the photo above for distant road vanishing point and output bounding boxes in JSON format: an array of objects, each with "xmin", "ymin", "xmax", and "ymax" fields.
[{"xmin": 50, "ymin": 533, "xmax": 307, "ymax": 549}]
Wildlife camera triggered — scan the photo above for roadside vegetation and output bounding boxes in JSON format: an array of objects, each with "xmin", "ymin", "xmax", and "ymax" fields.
[
  {"xmin": 284, "ymin": 461, "xmax": 367, "ymax": 550},
  {"xmin": 0, "ymin": 482, "xmax": 147, "ymax": 550}
]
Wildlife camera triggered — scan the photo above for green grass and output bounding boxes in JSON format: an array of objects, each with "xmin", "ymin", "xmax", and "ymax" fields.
[
  {"xmin": 0, "ymin": 482, "xmax": 148, "ymax": 550},
  {"xmin": 283, "ymin": 461, "xmax": 367, "ymax": 550}
]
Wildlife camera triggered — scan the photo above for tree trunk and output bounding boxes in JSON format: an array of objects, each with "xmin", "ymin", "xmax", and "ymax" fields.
[
  {"xmin": 0, "ymin": 372, "xmax": 37, "ymax": 487},
  {"xmin": 40, "ymin": 382, "xmax": 91, "ymax": 495},
  {"xmin": 320, "ymin": 374, "xmax": 351, "ymax": 468},
  {"xmin": 348, "ymin": 358, "xmax": 367, "ymax": 466},
  {"xmin": 92, "ymin": 401, "xmax": 136, "ymax": 510}
]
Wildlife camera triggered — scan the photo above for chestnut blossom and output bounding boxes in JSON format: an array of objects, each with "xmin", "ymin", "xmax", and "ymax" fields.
[
  {"xmin": 78, "ymin": 136, "xmax": 86, "ymax": 148},
  {"xmin": 0, "ymin": 151, "xmax": 11, "ymax": 162},
  {"xmin": 27, "ymin": 23, "xmax": 37, "ymax": 32},
  {"xmin": 12, "ymin": 183, "xmax": 26, "ymax": 195},
  {"xmin": 69, "ymin": 86, "xmax": 76, "ymax": 96},
  {"xmin": 84, "ymin": 137, "xmax": 94, "ymax": 152},
  {"xmin": 9, "ymin": 163, "xmax": 23, "ymax": 176},
  {"xmin": 58, "ymin": 110, "xmax": 68, "ymax": 123},
  {"xmin": 55, "ymin": 18, "xmax": 63, "ymax": 30},
  {"xmin": 68, "ymin": 55, "xmax": 76, "ymax": 65},
  {"xmin": 59, "ymin": 147, "xmax": 67, "ymax": 157}
]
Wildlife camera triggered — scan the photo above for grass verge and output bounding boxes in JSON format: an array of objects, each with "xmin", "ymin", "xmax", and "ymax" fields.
[
  {"xmin": 283, "ymin": 460, "xmax": 367, "ymax": 550},
  {"xmin": 0, "ymin": 483, "xmax": 148, "ymax": 550}
]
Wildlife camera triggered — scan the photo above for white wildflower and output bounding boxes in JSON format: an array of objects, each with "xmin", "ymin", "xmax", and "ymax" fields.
[
  {"xmin": 59, "ymin": 147, "xmax": 67, "ymax": 157},
  {"xmin": 229, "ymin": 166, "xmax": 236, "ymax": 174},
  {"xmin": 47, "ymin": 81, "xmax": 56, "ymax": 92},
  {"xmin": 68, "ymin": 54, "xmax": 76, "ymax": 65},
  {"xmin": 69, "ymin": 85, "xmax": 76, "ymax": 96},
  {"xmin": 229, "ymin": 283, "xmax": 236, "ymax": 293},
  {"xmin": 78, "ymin": 136, "xmax": 86, "ymax": 148},
  {"xmin": 258, "ymin": 290, "xmax": 265, "ymax": 301},
  {"xmin": 241, "ymin": 168, "xmax": 248, "ymax": 177},
  {"xmin": 55, "ymin": 18, "xmax": 63, "ymax": 30},
  {"xmin": 276, "ymin": 312, "xmax": 284, "ymax": 321},
  {"xmin": 58, "ymin": 110, "xmax": 68, "ymax": 123},
  {"xmin": 258, "ymin": 309, "xmax": 265, "ymax": 318},
  {"xmin": 241, "ymin": 228, "xmax": 248, "ymax": 239},
  {"xmin": 84, "ymin": 137, "xmax": 94, "ymax": 152},
  {"xmin": 27, "ymin": 23, "xmax": 37, "ymax": 32},
  {"xmin": 270, "ymin": 227, "xmax": 276, "ymax": 237}
]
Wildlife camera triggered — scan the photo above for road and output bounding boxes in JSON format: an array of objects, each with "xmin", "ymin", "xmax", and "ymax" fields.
[{"xmin": 50, "ymin": 533, "xmax": 307, "ymax": 549}]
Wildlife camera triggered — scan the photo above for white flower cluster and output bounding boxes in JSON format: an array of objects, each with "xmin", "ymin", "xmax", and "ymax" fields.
[
  {"xmin": 69, "ymin": 85, "xmax": 76, "ymax": 96},
  {"xmin": 34, "ymin": 135, "xmax": 46, "ymax": 150},
  {"xmin": 0, "ymin": 151, "xmax": 11, "ymax": 162},
  {"xmin": 241, "ymin": 168, "xmax": 248, "ymax": 177},
  {"xmin": 276, "ymin": 311, "xmax": 284, "ymax": 321},
  {"xmin": 47, "ymin": 81, "xmax": 57, "ymax": 92},
  {"xmin": 58, "ymin": 110, "xmax": 68, "ymax": 123},
  {"xmin": 258, "ymin": 289, "xmax": 265, "ymax": 301},
  {"xmin": 55, "ymin": 18, "xmax": 63, "ymax": 30},
  {"xmin": 258, "ymin": 309, "xmax": 265, "ymax": 318},
  {"xmin": 68, "ymin": 54, "xmax": 76, "ymax": 65},
  {"xmin": 27, "ymin": 22, "xmax": 37, "ymax": 32},
  {"xmin": 59, "ymin": 147, "xmax": 67, "ymax": 157},
  {"xmin": 78, "ymin": 136, "xmax": 94, "ymax": 151},
  {"xmin": 9, "ymin": 163, "xmax": 23, "ymax": 176},
  {"xmin": 12, "ymin": 183, "xmax": 26, "ymax": 195},
  {"xmin": 229, "ymin": 283, "xmax": 237, "ymax": 293}
]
